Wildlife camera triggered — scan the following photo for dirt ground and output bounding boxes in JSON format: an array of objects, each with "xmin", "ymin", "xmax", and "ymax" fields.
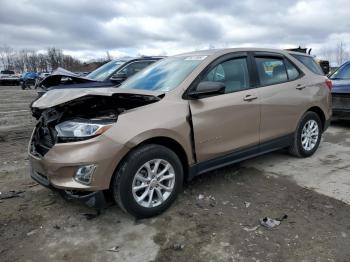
[{"xmin": 0, "ymin": 85, "xmax": 349, "ymax": 262}]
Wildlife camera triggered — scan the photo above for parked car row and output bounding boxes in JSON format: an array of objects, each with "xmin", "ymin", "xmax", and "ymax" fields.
[
  {"xmin": 0, "ymin": 70, "xmax": 20, "ymax": 85},
  {"xmin": 29, "ymin": 48, "xmax": 333, "ymax": 218}
]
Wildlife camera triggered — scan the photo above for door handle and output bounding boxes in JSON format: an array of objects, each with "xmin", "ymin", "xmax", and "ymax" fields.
[
  {"xmin": 243, "ymin": 95, "xmax": 258, "ymax": 101},
  {"xmin": 296, "ymin": 84, "xmax": 306, "ymax": 90}
]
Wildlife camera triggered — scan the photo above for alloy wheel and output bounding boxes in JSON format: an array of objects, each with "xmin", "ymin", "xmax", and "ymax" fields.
[
  {"xmin": 301, "ymin": 119, "xmax": 319, "ymax": 151},
  {"xmin": 132, "ymin": 159, "xmax": 175, "ymax": 208}
]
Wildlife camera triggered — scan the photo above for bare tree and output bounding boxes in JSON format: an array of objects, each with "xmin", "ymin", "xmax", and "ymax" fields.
[
  {"xmin": 37, "ymin": 53, "xmax": 48, "ymax": 72},
  {"xmin": 335, "ymin": 41, "xmax": 350, "ymax": 66},
  {"xmin": 0, "ymin": 45, "xmax": 84, "ymax": 72},
  {"xmin": 0, "ymin": 45, "xmax": 15, "ymax": 70},
  {"xmin": 27, "ymin": 50, "xmax": 39, "ymax": 72},
  {"xmin": 13, "ymin": 51, "xmax": 25, "ymax": 72}
]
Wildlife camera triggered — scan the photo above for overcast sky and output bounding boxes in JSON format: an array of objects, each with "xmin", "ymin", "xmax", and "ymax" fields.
[{"xmin": 1, "ymin": 0, "xmax": 350, "ymax": 61}]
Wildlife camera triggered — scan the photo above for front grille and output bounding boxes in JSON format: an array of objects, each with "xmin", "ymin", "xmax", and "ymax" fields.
[
  {"xmin": 332, "ymin": 94, "xmax": 350, "ymax": 110},
  {"xmin": 31, "ymin": 122, "xmax": 57, "ymax": 156}
]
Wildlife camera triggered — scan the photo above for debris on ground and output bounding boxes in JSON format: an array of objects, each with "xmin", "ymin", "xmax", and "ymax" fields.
[
  {"xmin": 208, "ymin": 195, "xmax": 216, "ymax": 201},
  {"xmin": 53, "ymin": 225, "xmax": 61, "ymax": 230},
  {"xmin": 42, "ymin": 199, "xmax": 56, "ymax": 207},
  {"xmin": 242, "ymin": 225, "xmax": 260, "ymax": 232},
  {"xmin": 198, "ymin": 194, "xmax": 204, "ymax": 200},
  {"xmin": 173, "ymin": 243, "xmax": 185, "ymax": 251},
  {"xmin": 26, "ymin": 229, "xmax": 38, "ymax": 236},
  {"xmin": 107, "ymin": 246, "xmax": 120, "ymax": 252},
  {"xmin": 26, "ymin": 226, "xmax": 42, "ymax": 236},
  {"xmin": 0, "ymin": 190, "xmax": 24, "ymax": 200},
  {"xmin": 244, "ymin": 201, "xmax": 251, "ymax": 208},
  {"xmin": 220, "ymin": 242, "xmax": 230, "ymax": 247},
  {"xmin": 259, "ymin": 214, "xmax": 288, "ymax": 229},
  {"xmin": 82, "ymin": 210, "xmax": 101, "ymax": 220},
  {"xmin": 23, "ymin": 182, "xmax": 39, "ymax": 188},
  {"xmin": 195, "ymin": 202, "xmax": 205, "ymax": 209}
]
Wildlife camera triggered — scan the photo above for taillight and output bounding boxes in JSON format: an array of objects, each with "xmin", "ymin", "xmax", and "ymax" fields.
[{"xmin": 325, "ymin": 79, "xmax": 332, "ymax": 90}]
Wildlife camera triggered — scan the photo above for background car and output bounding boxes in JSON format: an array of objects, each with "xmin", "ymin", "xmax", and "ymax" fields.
[
  {"xmin": 20, "ymin": 72, "xmax": 39, "ymax": 89},
  {"xmin": 36, "ymin": 56, "xmax": 165, "ymax": 92},
  {"xmin": 0, "ymin": 70, "xmax": 20, "ymax": 85},
  {"xmin": 34, "ymin": 72, "xmax": 51, "ymax": 88},
  {"xmin": 329, "ymin": 61, "xmax": 350, "ymax": 120}
]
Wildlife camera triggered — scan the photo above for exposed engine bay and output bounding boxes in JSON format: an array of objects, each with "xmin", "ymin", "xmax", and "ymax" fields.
[{"xmin": 30, "ymin": 93, "xmax": 162, "ymax": 157}]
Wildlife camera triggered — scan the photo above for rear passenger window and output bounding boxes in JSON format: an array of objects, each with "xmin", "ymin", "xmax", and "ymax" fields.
[
  {"xmin": 291, "ymin": 54, "xmax": 324, "ymax": 75},
  {"xmin": 285, "ymin": 59, "xmax": 300, "ymax": 80},
  {"xmin": 203, "ymin": 57, "xmax": 249, "ymax": 93},
  {"xmin": 255, "ymin": 57, "xmax": 288, "ymax": 86}
]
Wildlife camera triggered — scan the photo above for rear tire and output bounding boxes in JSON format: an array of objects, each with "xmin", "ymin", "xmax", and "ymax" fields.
[
  {"xmin": 289, "ymin": 111, "xmax": 322, "ymax": 158},
  {"xmin": 112, "ymin": 144, "xmax": 183, "ymax": 218}
]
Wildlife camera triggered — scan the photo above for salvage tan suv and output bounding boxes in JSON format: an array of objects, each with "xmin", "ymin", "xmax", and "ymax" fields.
[{"xmin": 29, "ymin": 48, "xmax": 332, "ymax": 218}]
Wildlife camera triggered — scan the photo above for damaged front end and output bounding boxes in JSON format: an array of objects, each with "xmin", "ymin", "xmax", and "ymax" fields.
[
  {"xmin": 30, "ymin": 89, "xmax": 163, "ymax": 156},
  {"xmin": 29, "ymin": 88, "xmax": 164, "ymax": 208}
]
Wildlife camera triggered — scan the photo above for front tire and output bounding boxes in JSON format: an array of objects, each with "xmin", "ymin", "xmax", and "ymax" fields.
[
  {"xmin": 112, "ymin": 144, "xmax": 183, "ymax": 218},
  {"xmin": 289, "ymin": 111, "xmax": 322, "ymax": 157}
]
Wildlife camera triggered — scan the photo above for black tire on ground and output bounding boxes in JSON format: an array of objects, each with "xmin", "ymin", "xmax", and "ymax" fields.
[
  {"xmin": 111, "ymin": 144, "xmax": 183, "ymax": 218},
  {"xmin": 288, "ymin": 111, "xmax": 322, "ymax": 158}
]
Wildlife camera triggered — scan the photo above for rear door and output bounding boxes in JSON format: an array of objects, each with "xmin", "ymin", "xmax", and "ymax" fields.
[
  {"xmin": 253, "ymin": 52, "xmax": 305, "ymax": 142},
  {"xmin": 189, "ymin": 53, "xmax": 260, "ymax": 162}
]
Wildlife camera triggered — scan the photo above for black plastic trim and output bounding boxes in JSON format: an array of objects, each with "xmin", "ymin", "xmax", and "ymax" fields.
[{"xmin": 188, "ymin": 134, "xmax": 293, "ymax": 179}]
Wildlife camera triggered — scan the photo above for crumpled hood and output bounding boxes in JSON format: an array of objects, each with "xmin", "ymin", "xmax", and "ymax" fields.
[
  {"xmin": 31, "ymin": 87, "xmax": 164, "ymax": 109},
  {"xmin": 38, "ymin": 67, "xmax": 97, "ymax": 88}
]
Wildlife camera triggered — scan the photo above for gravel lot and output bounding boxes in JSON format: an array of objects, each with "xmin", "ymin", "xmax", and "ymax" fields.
[{"xmin": 0, "ymin": 85, "xmax": 349, "ymax": 262}]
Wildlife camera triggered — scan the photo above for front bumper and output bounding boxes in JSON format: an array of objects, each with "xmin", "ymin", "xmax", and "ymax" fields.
[
  {"xmin": 30, "ymin": 169, "xmax": 107, "ymax": 208},
  {"xmin": 28, "ymin": 130, "xmax": 129, "ymax": 191}
]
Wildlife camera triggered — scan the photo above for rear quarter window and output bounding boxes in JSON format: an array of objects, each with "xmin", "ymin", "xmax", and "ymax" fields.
[{"xmin": 291, "ymin": 54, "xmax": 324, "ymax": 75}]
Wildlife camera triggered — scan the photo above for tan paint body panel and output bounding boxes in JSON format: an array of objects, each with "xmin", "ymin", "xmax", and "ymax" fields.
[
  {"xmin": 29, "ymin": 130, "xmax": 129, "ymax": 190},
  {"xmin": 189, "ymin": 88, "xmax": 260, "ymax": 161},
  {"xmin": 29, "ymin": 48, "xmax": 332, "ymax": 191}
]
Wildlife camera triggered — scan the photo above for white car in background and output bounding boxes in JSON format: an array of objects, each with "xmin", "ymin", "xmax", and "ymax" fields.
[{"xmin": 0, "ymin": 70, "xmax": 20, "ymax": 86}]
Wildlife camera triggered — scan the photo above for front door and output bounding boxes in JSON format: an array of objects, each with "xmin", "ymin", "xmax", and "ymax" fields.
[{"xmin": 189, "ymin": 55, "xmax": 260, "ymax": 162}]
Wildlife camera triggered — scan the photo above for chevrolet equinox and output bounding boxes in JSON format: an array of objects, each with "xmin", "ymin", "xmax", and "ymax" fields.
[{"xmin": 29, "ymin": 48, "xmax": 332, "ymax": 218}]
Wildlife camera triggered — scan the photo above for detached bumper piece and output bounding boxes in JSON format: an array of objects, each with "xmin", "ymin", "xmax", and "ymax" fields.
[
  {"xmin": 31, "ymin": 169, "xmax": 108, "ymax": 209},
  {"xmin": 59, "ymin": 190, "xmax": 108, "ymax": 209}
]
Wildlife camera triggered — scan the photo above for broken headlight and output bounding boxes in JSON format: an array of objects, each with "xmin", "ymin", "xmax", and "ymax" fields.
[{"xmin": 55, "ymin": 120, "xmax": 113, "ymax": 140}]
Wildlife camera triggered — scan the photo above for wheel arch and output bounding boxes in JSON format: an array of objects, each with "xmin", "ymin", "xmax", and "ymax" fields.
[
  {"xmin": 306, "ymin": 106, "xmax": 326, "ymax": 132},
  {"xmin": 110, "ymin": 136, "xmax": 190, "ymax": 189}
]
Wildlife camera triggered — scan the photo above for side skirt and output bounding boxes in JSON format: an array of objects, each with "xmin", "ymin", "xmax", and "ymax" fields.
[{"xmin": 188, "ymin": 134, "xmax": 293, "ymax": 180}]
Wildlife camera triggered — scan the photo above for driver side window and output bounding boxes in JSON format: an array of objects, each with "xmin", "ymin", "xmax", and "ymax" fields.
[
  {"xmin": 117, "ymin": 61, "xmax": 154, "ymax": 77},
  {"xmin": 203, "ymin": 57, "xmax": 250, "ymax": 93}
]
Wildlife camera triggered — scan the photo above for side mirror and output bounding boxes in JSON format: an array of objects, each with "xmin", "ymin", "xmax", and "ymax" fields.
[
  {"xmin": 188, "ymin": 81, "xmax": 225, "ymax": 99},
  {"xmin": 111, "ymin": 72, "xmax": 127, "ymax": 81}
]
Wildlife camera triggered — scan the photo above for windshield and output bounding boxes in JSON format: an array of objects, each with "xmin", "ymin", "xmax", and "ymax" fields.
[
  {"xmin": 119, "ymin": 56, "xmax": 206, "ymax": 92},
  {"xmin": 86, "ymin": 60, "xmax": 125, "ymax": 81},
  {"xmin": 330, "ymin": 63, "xmax": 350, "ymax": 80}
]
